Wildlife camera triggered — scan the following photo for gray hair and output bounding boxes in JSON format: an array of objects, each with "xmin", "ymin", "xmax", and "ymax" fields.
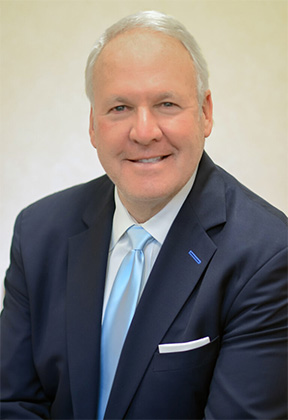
[{"xmin": 85, "ymin": 10, "xmax": 209, "ymax": 106}]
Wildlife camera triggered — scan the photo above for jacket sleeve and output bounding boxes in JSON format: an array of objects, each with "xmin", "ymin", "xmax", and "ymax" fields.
[
  {"xmin": 0, "ymin": 212, "xmax": 51, "ymax": 419},
  {"xmin": 204, "ymin": 247, "xmax": 288, "ymax": 419}
]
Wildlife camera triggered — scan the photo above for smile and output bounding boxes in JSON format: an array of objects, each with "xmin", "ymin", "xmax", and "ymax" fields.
[{"xmin": 131, "ymin": 156, "xmax": 169, "ymax": 163}]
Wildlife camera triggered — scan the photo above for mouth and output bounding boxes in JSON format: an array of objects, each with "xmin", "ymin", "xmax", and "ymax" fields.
[{"xmin": 130, "ymin": 155, "xmax": 170, "ymax": 164}]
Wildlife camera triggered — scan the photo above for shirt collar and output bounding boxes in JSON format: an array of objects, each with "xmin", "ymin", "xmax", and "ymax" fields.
[{"xmin": 110, "ymin": 168, "xmax": 198, "ymax": 251}]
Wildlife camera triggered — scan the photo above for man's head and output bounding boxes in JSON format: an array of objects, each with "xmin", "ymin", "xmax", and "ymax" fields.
[
  {"xmin": 87, "ymin": 12, "xmax": 213, "ymax": 222},
  {"xmin": 85, "ymin": 11, "xmax": 209, "ymax": 108}
]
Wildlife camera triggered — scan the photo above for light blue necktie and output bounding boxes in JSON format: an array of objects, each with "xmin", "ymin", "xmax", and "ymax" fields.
[{"xmin": 98, "ymin": 225, "xmax": 152, "ymax": 420}]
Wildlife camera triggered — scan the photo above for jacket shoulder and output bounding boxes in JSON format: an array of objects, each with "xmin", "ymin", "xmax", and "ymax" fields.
[
  {"xmin": 213, "ymin": 165, "xmax": 287, "ymax": 262},
  {"xmin": 193, "ymin": 153, "xmax": 287, "ymax": 260},
  {"xmin": 16, "ymin": 175, "xmax": 114, "ymax": 236},
  {"xmin": 217, "ymin": 165, "xmax": 287, "ymax": 226},
  {"xmin": 24, "ymin": 175, "xmax": 111, "ymax": 214}
]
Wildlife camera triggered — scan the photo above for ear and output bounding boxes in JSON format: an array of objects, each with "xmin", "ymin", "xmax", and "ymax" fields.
[
  {"xmin": 202, "ymin": 90, "xmax": 213, "ymax": 138},
  {"xmin": 89, "ymin": 107, "xmax": 97, "ymax": 149}
]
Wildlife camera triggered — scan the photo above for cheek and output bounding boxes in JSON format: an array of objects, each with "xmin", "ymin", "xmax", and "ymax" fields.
[
  {"xmin": 93, "ymin": 123, "xmax": 128, "ymax": 176},
  {"xmin": 95, "ymin": 118, "xmax": 128, "ymax": 152},
  {"xmin": 162, "ymin": 111, "xmax": 199, "ymax": 136},
  {"xmin": 163, "ymin": 118, "xmax": 204, "ymax": 152}
]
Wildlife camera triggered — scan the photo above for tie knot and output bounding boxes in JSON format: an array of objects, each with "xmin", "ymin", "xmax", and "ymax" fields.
[{"xmin": 127, "ymin": 225, "xmax": 152, "ymax": 251}]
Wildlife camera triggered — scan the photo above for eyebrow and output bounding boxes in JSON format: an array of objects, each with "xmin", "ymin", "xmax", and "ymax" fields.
[
  {"xmin": 105, "ymin": 91, "xmax": 179, "ymax": 105},
  {"xmin": 154, "ymin": 91, "xmax": 179, "ymax": 101},
  {"xmin": 105, "ymin": 96, "xmax": 129, "ymax": 105}
]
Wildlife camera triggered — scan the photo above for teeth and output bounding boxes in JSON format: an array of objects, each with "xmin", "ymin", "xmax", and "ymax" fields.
[{"xmin": 137, "ymin": 157, "xmax": 162, "ymax": 163}]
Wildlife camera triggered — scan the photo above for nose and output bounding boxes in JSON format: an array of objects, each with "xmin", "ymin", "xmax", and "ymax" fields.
[{"xmin": 129, "ymin": 108, "xmax": 162, "ymax": 144}]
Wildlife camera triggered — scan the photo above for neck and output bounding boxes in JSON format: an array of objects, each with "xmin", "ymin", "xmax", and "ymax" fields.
[{"xmin": 119, "ymin": 195, "xmax": 173, "ymax": 224}]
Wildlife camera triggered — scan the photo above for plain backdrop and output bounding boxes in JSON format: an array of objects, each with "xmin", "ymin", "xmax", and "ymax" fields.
[{"xmin": 0, "ymin": 0, "xmax": 287, "ymax": 307}]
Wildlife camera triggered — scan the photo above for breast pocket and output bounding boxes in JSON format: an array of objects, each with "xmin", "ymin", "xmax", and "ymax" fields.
[{"xmin": 153, "ymin": 336, "xmax": 220, "ymax": 372}]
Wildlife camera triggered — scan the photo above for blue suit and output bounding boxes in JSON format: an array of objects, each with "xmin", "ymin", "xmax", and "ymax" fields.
[{"xmin": 1, "ymin": 152, "xmax": 287, "ymax": 419}]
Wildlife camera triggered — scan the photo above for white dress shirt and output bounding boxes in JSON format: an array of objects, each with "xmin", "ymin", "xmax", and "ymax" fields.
[{"xmin": 102, "ymin": 169, "xmax": 198, "ymax": 319}]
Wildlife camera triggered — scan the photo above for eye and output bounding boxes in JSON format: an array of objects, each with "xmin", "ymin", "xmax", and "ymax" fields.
[
  {"xmin": 157, "ymin": 102, "xmax": 180, "ymax": 113},
  {"xmin": 162, "ymin": 102, "xmax": 175, "ymax": 107},
  {"xmin": 111, "ymin": 105, "xmax": 127, "ymax": 112}
]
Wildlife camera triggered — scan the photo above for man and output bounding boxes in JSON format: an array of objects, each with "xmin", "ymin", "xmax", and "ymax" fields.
[{"xmin": 0, "ymin": 10, "xmax": 287, "ymax": 420}]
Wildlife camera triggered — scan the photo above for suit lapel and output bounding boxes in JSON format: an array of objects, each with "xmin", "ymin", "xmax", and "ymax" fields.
[
  {"xmin": 66, "ymin": 178, "xmax": 115, "ymax": 419},
  {"xmin": 105, "ymin": 153, "xmax": 227, "ymax": 419}
]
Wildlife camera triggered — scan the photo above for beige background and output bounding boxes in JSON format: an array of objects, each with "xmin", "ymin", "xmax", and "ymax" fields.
[{"xmin": 0, "ymin": 0, "xmax": 287, "ymax": 306}]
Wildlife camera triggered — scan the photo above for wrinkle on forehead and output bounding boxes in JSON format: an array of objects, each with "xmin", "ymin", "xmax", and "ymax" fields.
[
  {"xmin": 92, "ymin": 28, "xmax": 197, "ymax": 92},
  {"xmin": 111, "ymin": 29, "xmax": 185, "ymax": 53}
]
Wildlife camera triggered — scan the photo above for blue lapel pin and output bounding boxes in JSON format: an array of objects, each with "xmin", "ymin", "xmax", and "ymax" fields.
[{"xmin": 188, "ymin": 250, "xmax": 201, "ymax": 264}]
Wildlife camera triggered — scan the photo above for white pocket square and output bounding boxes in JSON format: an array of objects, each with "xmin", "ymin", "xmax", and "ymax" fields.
[{"xmin": 158, "ymin": 336, "xmax": 210, "ymax": 354}]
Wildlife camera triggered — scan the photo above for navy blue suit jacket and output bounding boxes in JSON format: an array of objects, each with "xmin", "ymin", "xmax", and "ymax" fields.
[{"xmin": 1, "ymin": 152, "xmax": 287, "ymax": 419}]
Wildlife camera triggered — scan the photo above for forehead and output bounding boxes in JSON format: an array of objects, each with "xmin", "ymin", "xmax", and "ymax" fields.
[{"xmin": 93, "ymin": 28, "xmax": 196, "ymax": 82}]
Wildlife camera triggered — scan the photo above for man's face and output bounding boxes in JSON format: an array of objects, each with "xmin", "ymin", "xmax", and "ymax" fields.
[{"xmin": 89, "ymin": 29, "xmax": 213, "ymax": 221}]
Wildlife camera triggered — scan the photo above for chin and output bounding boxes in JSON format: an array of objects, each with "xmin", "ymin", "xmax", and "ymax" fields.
[{"xmin": 129, "ymin": 189, "xmax": 178, "ymax": 206}]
